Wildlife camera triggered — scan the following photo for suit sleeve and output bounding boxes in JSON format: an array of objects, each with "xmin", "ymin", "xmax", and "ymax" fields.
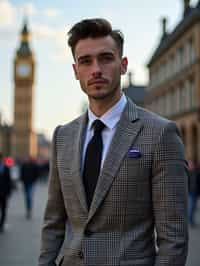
[
  {"xmin": 39, "ymin": 126, "xmax": 67, "ymax": 266},
  {"xmin": 152, "ymin": 121, "xmax": 189, "ymax": 266}
]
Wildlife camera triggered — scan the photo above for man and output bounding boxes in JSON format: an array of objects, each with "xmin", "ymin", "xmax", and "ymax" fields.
[
  {"xmin": 0, "ymin": 153, "xmax": 12, "ymax": 232},
  {"xmin": 39, "ymin": 18, "xmax": 188, "ymax": 266},
  {"xmin": 20, "ymin": 157, "xmax": 38, "ymax": 219}
]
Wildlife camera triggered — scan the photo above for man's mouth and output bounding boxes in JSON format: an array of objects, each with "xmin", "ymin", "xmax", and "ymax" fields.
[{"xmin": 88, "ymin": 79, "xmax": 108, "ymax": 86}]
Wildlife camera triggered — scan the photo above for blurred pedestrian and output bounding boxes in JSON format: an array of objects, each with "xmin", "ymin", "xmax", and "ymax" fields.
[
  {"xmin": 20, "ymin": 157, "xmax": 38, "ymax": 219},
  {"xmin": 188, "ymin": 160, "xmax": 199, "ymax": 227},
  {"xmin": 0, "ymin": 153, "xmax": 12, "ymax": 232}
]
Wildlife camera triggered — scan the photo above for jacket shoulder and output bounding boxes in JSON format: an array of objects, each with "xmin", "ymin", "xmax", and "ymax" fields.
[{"xmin": 137, "ymin": 106, "xmax": 176, "ymax": 130}]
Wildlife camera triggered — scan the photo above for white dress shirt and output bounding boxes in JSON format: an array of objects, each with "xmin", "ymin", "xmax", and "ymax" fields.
[{"xmin": 82, "ymin": 94, "xmax": 127, "ymax": 172}]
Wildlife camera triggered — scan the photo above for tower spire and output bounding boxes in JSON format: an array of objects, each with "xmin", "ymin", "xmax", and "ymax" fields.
[
  {"xmin": 17, "ymin": 18, "xmax": 32, "ymax": 57},
  {"xmin": 161, "ymin": 17, "xmax": 168, "ymax": 39},
  {"xmin": 21, "ymin": 17, "xmax": 30, "ymax": 42}
]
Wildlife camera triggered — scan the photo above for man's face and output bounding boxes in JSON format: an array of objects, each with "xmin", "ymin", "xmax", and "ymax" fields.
[{"xmin": 73, "ymin": 36, "xmax": 128, "ymax": 102}]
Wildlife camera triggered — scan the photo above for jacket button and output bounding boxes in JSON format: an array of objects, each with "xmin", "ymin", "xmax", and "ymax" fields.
[
  {"xmin": 85, "ymin": 229, "xmax": 93, "ymax": 237},
  {"xmin": 78, "ymin": 250, "xmax": 84, "ymax": 259}
]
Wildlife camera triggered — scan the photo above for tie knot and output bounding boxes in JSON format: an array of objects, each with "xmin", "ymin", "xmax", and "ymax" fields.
[{"xmin": 92, "ymin": 120, "xmax": 105, "ymax": 134}]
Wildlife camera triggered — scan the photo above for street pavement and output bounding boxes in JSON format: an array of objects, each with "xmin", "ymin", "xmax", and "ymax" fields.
[
  {"xmin": 0, "ymin": 182, "xmax": 200, "ymax": 266},
  {"xmin": 0, "ymin": 182, "xmax": 47, "ymax": 266}
]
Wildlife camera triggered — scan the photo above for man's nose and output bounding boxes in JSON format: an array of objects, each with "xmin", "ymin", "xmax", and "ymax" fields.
[{"xmin": 91, "ymin": 60, "xmax": 102, "ymax": 77}]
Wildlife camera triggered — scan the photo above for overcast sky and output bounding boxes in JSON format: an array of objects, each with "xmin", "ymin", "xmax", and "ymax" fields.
[{"xmin": 0, "ymin": 0, "xmax": 198, "ymax": 138}]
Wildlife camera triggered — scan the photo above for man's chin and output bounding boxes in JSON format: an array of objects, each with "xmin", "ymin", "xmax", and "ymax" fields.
[{"xmin": 89, "ymin": 92, "xmax": 109, "ymax": 100}]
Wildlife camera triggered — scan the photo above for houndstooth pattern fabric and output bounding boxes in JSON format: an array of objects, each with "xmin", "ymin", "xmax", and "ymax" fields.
[{"xmin": 38, "ymin": 97, "xmax": 188, "ymax": 266}]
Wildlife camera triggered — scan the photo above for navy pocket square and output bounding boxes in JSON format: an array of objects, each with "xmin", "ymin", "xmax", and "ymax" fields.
[{"xmin": 128, "ymin": 148, "xmax": 141, "ymax": 158}]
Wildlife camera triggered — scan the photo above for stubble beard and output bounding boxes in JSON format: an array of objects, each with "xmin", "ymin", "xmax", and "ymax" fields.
[{"xmin": 82, "ymin": 79, "xmax": 121, "ymax": 102}]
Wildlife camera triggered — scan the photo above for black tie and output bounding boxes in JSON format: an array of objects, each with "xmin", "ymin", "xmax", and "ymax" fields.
[{"xmin": 83, "ymin": 119, "xmax": 105, "ymax": 208}]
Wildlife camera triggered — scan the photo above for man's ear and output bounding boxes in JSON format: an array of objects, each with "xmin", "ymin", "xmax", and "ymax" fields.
[
  {"xmin": 72, "ymin": 64, "xmax": 79, "ymax": 80},
  {"xmin": 121, "ymin": 57, "xmax": 128, "ymax": 75}
]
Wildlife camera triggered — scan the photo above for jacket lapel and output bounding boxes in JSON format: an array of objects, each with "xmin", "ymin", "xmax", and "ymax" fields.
[
  {"xmin": 87, "ymin": 98, "xmax": 143, "ymax": 222},
  {"xmin": 69, "ymin": 112, "xmax": 89, "ymax": 213}
]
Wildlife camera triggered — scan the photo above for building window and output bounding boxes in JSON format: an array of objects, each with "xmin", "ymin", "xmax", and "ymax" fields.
[
  {"xmin": 164, "ymin": 61, "xmax": 169, "ymax": 82},
  {"xmin": 175, "ymin": 51, "xmax": 179, "ymax": 74},
  {"xmin": 177, "ymin": 46, "xmax": 184, "ymax": 72},
  {"xmin": 179, "ymin": 84, "xmax": 187, "ymax": 112},
  {"xmin": 166, "ymin": 60, "xmax": 171, "ymax": 80},
  {"xmin": 176, "ymin": 87, "xmax": 181, "ymax": 114},
  {"xmin": 189, "ymin": 79, "xmax": 195, "ymax": 108},
  {"xmin": 159, "ymin": 66, "xmax": 162, "ymax": 85},
  {"xmin": 169, "ymin": 56, "xmax": 174, "ymax": 77},
  {"xmin": 150, "ymin": 72, "xmax": 154, "ymax": 88},
  {"xmin": 154, "ymin": 70, "xmax": 158, "ymax": 87},
  {"xmin": 185, "ymin": 41, "xmax": 190, "ymax": 66},
  {"xmin": 185, "ymin": 80, "xmax": 190, "ymax": 111},
  {"xmin": 169, "ymin": 91, "xmax": 175, "ymax": 116},
  {"xmin": 157, "ymin": 69, "xmax": 160, "ymax": 85},
  {"xmin": 171, "ymin": 89, "xmax": 177, "ymax": 115},
  {"xmin": 189, "ymin": 38, "xmax": 195, "ymax": 63}
]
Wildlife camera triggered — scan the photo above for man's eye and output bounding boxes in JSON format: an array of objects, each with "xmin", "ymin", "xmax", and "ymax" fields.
[
  {"xmin": 100, "ymin": 55, "xmax": 114, "ymax": 62},
  {"xmin": 79, "ymin": 58, "xmax": 91, "ymax": 65}
]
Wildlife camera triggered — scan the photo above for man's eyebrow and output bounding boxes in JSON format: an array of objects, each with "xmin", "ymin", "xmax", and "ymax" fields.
[
  {"xmin": 77, "ymin": 51, "xmax": 115, "ymax": 62},
  {"xmin": 98, "ymin": 51, "xmax": 115, "ymax": 56},
  {"xmin": 77, "ymin": 55, "xmax": 91, "ymax": 62}
]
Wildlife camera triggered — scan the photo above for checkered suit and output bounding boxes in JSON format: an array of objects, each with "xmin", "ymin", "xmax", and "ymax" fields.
[{"xmin": 39, "ymin": 98, "xmax": 188, "ymax": 266}]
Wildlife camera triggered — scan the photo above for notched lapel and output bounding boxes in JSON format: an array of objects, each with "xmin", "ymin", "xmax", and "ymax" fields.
[
  {"xmin": 65, "ymin": 113, "xmax": 88, "ymax": 213},
  {"xmin": 87, "ymin": 99, "xmax": 143, "ymax": 222}
]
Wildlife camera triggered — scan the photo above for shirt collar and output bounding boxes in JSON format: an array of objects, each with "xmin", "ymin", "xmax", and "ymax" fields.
[{"xmin": 87, "ymin": 94, "xmax": 127, "ymax": 130}]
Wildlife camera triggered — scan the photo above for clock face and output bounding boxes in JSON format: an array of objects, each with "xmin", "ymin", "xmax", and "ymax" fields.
[{"xmin": 17, "ymin": 63, "xmax": 31, "ymax": 77}]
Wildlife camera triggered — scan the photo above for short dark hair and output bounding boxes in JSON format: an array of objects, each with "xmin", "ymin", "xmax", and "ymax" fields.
[{"xmin": 68, "ymin": 18, "xmax": 124, "ymax": 57}]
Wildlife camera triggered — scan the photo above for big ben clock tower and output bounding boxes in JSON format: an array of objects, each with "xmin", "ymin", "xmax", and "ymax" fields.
[{"xmin": 12, "ymin": 20, "xmax": 37, "ymax": 159}]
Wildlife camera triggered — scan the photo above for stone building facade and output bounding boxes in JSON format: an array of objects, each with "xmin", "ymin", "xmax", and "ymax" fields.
[{"xmin": 146, "ymin": 0, "xmax": 200, "ymax": 163}]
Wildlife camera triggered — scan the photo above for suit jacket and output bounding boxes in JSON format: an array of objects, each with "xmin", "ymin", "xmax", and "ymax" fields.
[{"xmin": 39, "ymin": 98, "xmax": 188, "ymax": 266}]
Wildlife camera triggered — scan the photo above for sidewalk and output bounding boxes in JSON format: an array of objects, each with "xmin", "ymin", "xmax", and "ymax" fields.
[
  {"xmin": 0, "ymin": 182, "xmax": 48, "ymax": 266},
  {"xmin": 0, "ymin": 182, "xmax": 200, "ymax": 266}
]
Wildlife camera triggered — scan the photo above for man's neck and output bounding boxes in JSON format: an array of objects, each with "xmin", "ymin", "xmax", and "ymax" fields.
[{"xmin": 89, "ymin": 91, "xmax": 122, "ymax": 117}]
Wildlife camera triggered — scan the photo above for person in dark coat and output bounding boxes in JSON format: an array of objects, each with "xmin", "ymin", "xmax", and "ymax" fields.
[
  {"xmin": 20, "ymin": 157, "xmax": 38, "ymax": 219},
  {"xmin": 0, "ymin": 153, "xmax": 12, "ymax": 232}
]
